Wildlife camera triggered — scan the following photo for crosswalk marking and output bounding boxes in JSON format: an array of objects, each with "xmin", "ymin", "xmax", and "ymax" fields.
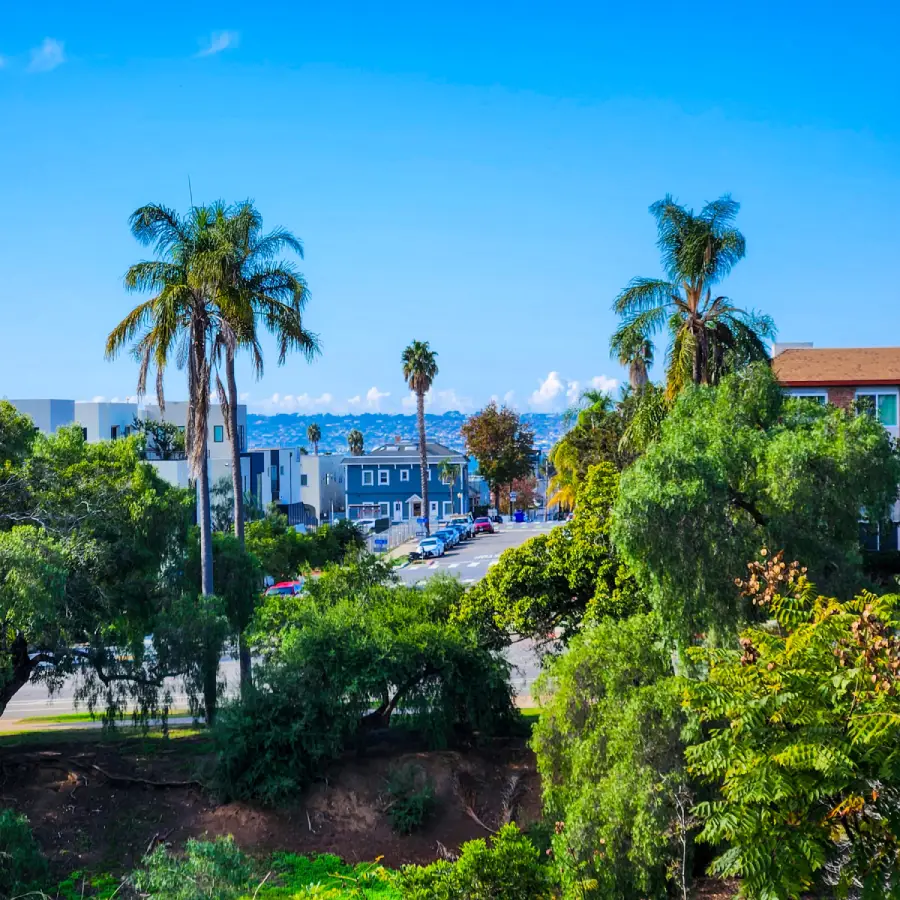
[
  {"xmin": 462, "ymin": 578, "xmax": 475, "ymax": 584},
  {"xmin": 448, "ymin": 563, "xmax": 459, "ymax": 569},
  {"xmin": 467, "ymin": 562, "xmax": 479, "ymax": 568},
  {"xmin": 488, "ymin": 560, "xmax": 499, "ymax": 567}
]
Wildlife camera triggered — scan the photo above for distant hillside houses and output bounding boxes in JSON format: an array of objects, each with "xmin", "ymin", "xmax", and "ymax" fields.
[{"xmin": 247, "ymin": 411, "xmax": 567, "ymax": 455}]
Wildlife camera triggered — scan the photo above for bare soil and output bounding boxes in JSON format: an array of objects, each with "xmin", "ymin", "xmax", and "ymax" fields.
[{"xmin": 0, "ymin": 732, "xmax": 737, "ymax": 897}]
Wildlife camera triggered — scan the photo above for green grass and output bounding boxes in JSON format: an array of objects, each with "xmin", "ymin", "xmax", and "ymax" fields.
[
  {"xmin": 245, "ymin": 853, "xmax": 401, "ymax": 899},
  {"xmin": 0, "ymin": 724, "xmax": 208, "ymax": 749},
  {"xmin": 18, "ymin": 709, "xmax": 192, "ymax": 724}
]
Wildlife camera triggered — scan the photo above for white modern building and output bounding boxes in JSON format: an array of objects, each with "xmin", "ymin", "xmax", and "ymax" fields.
[{"xmin": 7, "ymin": 398, "xmax": 250, "ymax": 496}]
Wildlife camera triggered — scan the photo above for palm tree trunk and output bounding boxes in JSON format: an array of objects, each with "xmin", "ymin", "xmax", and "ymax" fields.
[
  {"xmin": 198, "ymin": 452, "xmax": 214, "ymax": 596},
  {"xmin": 225, "ymin": 351, "xmax": 252, "ymax": 695},
  {"xmin": 417, "ymin": 390, "xmax": 430, "ymax": 536}
]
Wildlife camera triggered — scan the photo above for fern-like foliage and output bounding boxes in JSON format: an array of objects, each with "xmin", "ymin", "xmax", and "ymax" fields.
[{"xmin": 687, "ymin": 550, "xmax": 900, "ymax": 898}]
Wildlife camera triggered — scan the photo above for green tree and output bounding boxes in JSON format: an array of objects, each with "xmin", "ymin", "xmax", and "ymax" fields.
[
  {"xmin": 132, "ymin": 417, "xmax": 185, "ymax": 460},
  {"xmin": 438, "ymin": 457, "xmax": 457, "ymax": 516},
  {"xmin": 306, "ymin": 421, "xmax": 321, "ymax": 455},
  {"xmin": 611, "ymin": 195, "xmax": 774, "ymax": 398},
  {"xmin": 533, "ymin": 613, "xmax": 686, "ymax": 899},
  {"xmin": 209, "ymin": 475, "xmax": 263, "ymax": 533},
  {"xmin": 610, "ymin": 326, "xmax": 654, "ymax": 390},
  {"xmin": 0, "ymin": 421, "xmax": 190, "ymax": 719},
  {"xmin": 460, "ymin": 401, "xmax": 535, "ymax": 512},
  {"xmin": 612, "ymin": 364, "xmax": 900, "ymax": 645},
  {"xmin": 106, "ymin": 203, "xmax": 220, "ymax": 596},
  {"xmin": 402, "ymin": 340, "xmax": 439, "ymax": 535},
  {"xmin": 347, "ymin": 428, "xmax": 364, "ymax": 456},
  {"xmin": 687, "ymin": 552, "xmax": 900, "ymax": 898},
  {"xmin": 458, "ymin": 463, "xmax": 643, "ymax": 646}
]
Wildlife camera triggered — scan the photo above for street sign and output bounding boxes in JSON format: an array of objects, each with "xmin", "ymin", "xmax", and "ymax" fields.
[
  {"xmin": 509, "ymin": 491, "xmax": 518, "ymax": 502},
  {"xmin": 374, "ymin": 537, "xmax": 388, "ymax": 551}
]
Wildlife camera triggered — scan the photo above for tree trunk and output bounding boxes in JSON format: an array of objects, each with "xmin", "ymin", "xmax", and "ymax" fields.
[
  {"xmin": 226, "ymin": 352, "xmax": 245, "ymax": 546},
  {"xmin": 417, "ymin": 391, "xmax": 430, "ymax": 536},
  {"xmin": 225, "ymin": 352, "xmax": 252, "ymax": 695},
  {"xmin": 0, "ymin": 634, "xmax": 37, "ymax": 720},
  {"xmin": 197, "ymin": 453, "xmax": 214, "ymax": 597}
]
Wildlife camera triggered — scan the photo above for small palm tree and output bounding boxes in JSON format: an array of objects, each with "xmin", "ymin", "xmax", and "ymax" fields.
[
  {"xmin": 106, "ymin": 203, "xmax": 220, "ymax": 599},
  {"xmin": 402, "ymin": 341, "xmax": 438, "ymax": 535},
  {"xmin": 347, "ymin": 429, "xmax": 364, "ymax": 456},
  {"xmin": 610, "ymin": 325, "xmax": 654, "ymax": 390},
  {"xmin": 307, "ymin": 422, "xmax": 322, "ymax": 455},
  {"xmin": 611, "ymin": 195, "xmax": 774, "ymax": 399},
  {"xmin": 438, "ymin": 458, "xmax": 457, "ymax": 518}
]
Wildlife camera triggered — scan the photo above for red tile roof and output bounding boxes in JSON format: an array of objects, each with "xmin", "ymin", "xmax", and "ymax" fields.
[{"xmin": 773, "ymin": 348, "xmax": 900, "ymax": 386}]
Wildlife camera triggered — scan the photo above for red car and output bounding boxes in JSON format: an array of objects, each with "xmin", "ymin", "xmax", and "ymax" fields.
[
  {"xmin": 473, "ymin": 517, "xmax": 494, "ymax": 534},
  {"xmin": 264, "ymin": 580, "xmax": 305, "ymax": 597}
]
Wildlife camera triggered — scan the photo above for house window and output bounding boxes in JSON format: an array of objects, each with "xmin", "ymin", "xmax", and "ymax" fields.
[
  {"xmin": 362, "ymin": 470, "xmax": 374, "ymax": 486},
  {"xmin": 443, "ymin": 501, "xmax": 453, "ymax": 517},
  {"xmin": 214, "ymin": 425, "xmax": 224, "ymax": 442},
  {"xmin": 379, "ymin": 502, "xmax": 390, "ymax": 518},
  {"xmin": 857, "ymin": 392, "xmax": 898, "ymax": 428},
  {"xmin": 400, "ymin": 469, "xmax": 410, "ymax": 482},
  {"xmin": 789, "ymin": 391, "xmax": 827, "ymax": 405},
  {"xmin": 378, "ymin": 470, "xmax": 390, "ymax": 486},
  {"xmin": 269, "ymin": 466, "xmax": 277, "ymax": 480},
  {"xmin": 300, "ymin": 474, "xmax": 308, "ymax": 487},
  {"xmin": 110, "ymin": 425, "xmax": 119, "ymax": 439},
  {"xmin": 81, "ymin": 427, "xmax": 88, "ymax": 441},
  {"xmin": 280, "ymin": 465, "xmax": 285, "ymax": 475}
]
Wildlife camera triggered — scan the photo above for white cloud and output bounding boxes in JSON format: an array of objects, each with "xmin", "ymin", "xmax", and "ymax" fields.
[
  {"xmin": 400, "ymin": 389, "xmax": 473, "ymax": 414},
  {"xmin": 528, "ymin": 371, "xmax": 619, "ymax": 412},
  {"xmin": 28, "ymin": 38, "xmax": 65, "ymax": 73},
  {"xmin": 197, "ymin": 30, "xmax": 240, "ymax": 57},
  {"xmin": 365, "ymin": 386, "xmax": 390, "ymax": 410},
  {"xmin": 251, "ymin": 392, "xmax": 335, "ymax": 414}
]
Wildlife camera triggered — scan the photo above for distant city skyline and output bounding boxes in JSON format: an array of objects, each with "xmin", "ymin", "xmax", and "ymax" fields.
[{"xmin": 3, "ymin": 3, "xmax": 899, "ymax": 412}]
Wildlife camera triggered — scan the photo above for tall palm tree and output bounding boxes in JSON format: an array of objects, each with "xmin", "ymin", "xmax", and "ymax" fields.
[
  {"xmin": 610, "ymin": 325, "xmax": 654, "ymax": 390},
  {"xmin": 401, "ymin": 341, "xmax": 438, "ymax": 535},
  {"xmin": 207, "ymin": 201, "xmax": 318, "ymax": 693},
  {"xmin": 106, "ymin": 203, "xmax": 220, "ymax": 599},
  {"xmin": 611, "ymin": 195, "xmax": 775, "ymax": 399},
  {"xmin": 347, "ymin": 429, "xmax": 364, "ymax": 456},
  {"xmin": 438, "ymin": 458, "xmax": 457, "ymax": 517},
  {"xmin": 307, "ymin": 422, "xmax": 322, "ymax": 456},
  {"xmin": 208, "ymin": 202, "xmax": 317, "ymax": 550}
]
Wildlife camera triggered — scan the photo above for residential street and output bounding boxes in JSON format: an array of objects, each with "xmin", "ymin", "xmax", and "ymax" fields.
[{"xmin": 0, "ymin": 522, "xmax": 557, "ymax": 730}]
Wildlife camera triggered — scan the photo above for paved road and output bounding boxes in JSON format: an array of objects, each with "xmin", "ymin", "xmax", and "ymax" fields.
[
  {"xmin": 397, "ymin": 521, "xmax": 556, "ymax": 586},
  {"xmin": 1, "ymin": 523, "xmax": 556, "ymax": 729}
]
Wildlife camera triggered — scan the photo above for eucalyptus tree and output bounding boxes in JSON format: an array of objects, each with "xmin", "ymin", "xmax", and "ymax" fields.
[
  {"xmin": 611, "ymin": 195, "xmax": 774, "ymax": 398},
  {"xmin": 401, "ymin": 341, "xmax": 438, "ymax": 535},
  {"xmin": 106, "ymin": 203, "xmax": 221, "ymax": 596}
]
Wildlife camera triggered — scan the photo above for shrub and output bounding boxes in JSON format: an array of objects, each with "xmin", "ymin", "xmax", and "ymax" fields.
[
  {"xmin": 0, "ymin": 808, "xmax": 48, "ymax": 896},
  {"xmin": 532, "ymin": 613, "xmax": 687, "ymax": 899},
  {"xmin": 132, "ymin": 836, "xmax": 254, "ymax": 899},
  {"xmin": 385, "ymin": 764, "xmax": 436, "ymax": 834},
  {"xmin": 394, "ymin": 824, "xmax": 557, "ymax": 898}
]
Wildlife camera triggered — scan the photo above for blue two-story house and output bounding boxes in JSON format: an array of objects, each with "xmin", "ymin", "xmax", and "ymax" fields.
[{"xmin": 343, "ymin": 440, "xmax": 469, "ymax": 525}]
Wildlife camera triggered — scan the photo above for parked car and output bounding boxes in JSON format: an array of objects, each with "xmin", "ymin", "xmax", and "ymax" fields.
[
  {"xmin": 434, "ymin": 528, "xmax": 459, "ymax": 549},
  {"xmin": 448, "ymin": 523, "xmax": 470, "ymax": 542},
  {"xmin": 354, "ymin": 518, "xmax": 377, "ymax": 535},
  {"xmin": 264, "ymin": 580, "xmax": 305, "ymax": 597},
  {"xmin": 491, "ymin": 514, "xmax": 503, "ymax": 523},
  {"xmin": 449, "ymin": 516, "xmax": 475, "ymax": 538},
  {"xmin": 417, "ymin": 537, "xmax": 445, "ymax": 559},
  {"xmin": 474, "ymin": 516, "xmax": 494, "ymax": 534}
]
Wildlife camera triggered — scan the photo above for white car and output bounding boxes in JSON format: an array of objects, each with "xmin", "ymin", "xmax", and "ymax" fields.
[
  {"xmin": 417, "ymin": 537, "xmax": 445, "ymax": 559},
  {"xmin": 449, "ymin": 516, "xmax": 475, "ymax": 538},
  {"xmin": 354, "ymin": 518, "xmax": 377, "ymax": 534}
]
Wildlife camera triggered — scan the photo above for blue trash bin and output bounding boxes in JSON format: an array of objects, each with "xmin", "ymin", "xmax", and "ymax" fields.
[{"xmin": 514, "ymin": 509, "xmax": 525, "ymax": 523}]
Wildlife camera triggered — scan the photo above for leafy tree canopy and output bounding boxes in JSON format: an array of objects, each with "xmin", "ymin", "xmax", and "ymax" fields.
[
  {"xmin": 461, "ymin": 402, "xmax": 536, "ymax": 505},
  {"xmin": 0, "ymin": 420, "xmax": 191, "ymax": 717},
  {"xmin": 533, "ymin": 613, "xmax": 686, "ymax": 900},
  {"xmin": 457, "ymin": 463, "xmax": 644, "ymax": 646},
  {"xmin": 687, "ymin": 553, "xmax": 900, "ymax": 899},
  {"xmin": 612, "ymin": 364, "xmax": 900, "ymax": 644}
]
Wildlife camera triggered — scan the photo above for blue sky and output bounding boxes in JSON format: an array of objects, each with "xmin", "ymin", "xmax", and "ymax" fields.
[{"xmin": 2, "ymin": 1, "xmax": 899, "ymax": 415}]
